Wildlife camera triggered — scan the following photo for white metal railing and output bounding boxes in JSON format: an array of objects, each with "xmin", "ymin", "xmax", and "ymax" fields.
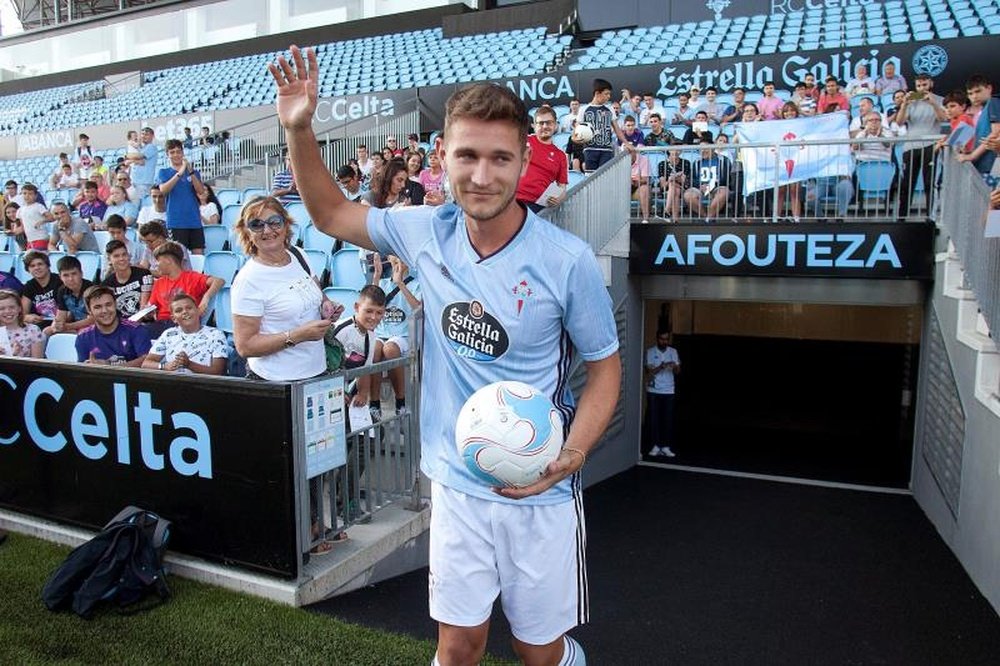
[{"xmin": 938, "ymin": 155, "xmax": 1000, "ymax": 353}]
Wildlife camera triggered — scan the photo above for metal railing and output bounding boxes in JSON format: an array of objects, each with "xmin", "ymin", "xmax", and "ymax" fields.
[
  {"xmin": 937, "ymin": 154, "xmax": 999, "ymax": 353},
  {"xmin": 315, "ymin": 109, "xmax": 421, "ymax": 179},
  {"xmin": 634, "ymin": 135, "xmax": 944, "ymax": 223},
  {"xmin": 540, "ymin": 149, "xmax": 631, "ymax": 252}
]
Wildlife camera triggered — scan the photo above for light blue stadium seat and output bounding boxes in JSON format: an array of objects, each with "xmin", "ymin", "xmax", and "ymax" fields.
[
  {"xmin": 216, "ymin": 188, "xmax": 241, "ymax": 208},
  {"xmin": 202, "ymin": 250, "xmax": 241, "ymax": 286},
  {"xmin": 189, "ymin": 254, "xmax": 206, "ymax": 273},
  {"xmin": 45, "ymin": 333, "xmax": 78, "ymax": 362},
  {"xmin": 323, "ymin": 286, "xmax": 359, "ymax": 315},
  {"xmin": 213, "ymin": 286, "xmax": 233, "ymax": 334},
  {"xmin": 330, "ymin": 248, "xmax": 366, "ymax": 290},
  {"xmin": 242, "ymin": 187, "xmax": 267, "ymax": 201},
  {"xmin": 221, "ymin": 204, "xmax": 242, "ymax": 232},
  {"xmin": 75, "ymin": 251, "xmax": 101, "ymax": 282},
  {"xmin": 203, "ymin": 225, "xmax": 229, "ymax": 253},
  {"xmin": 301, "ymin": 223, "xmax": 338, "ymax": 255},
  {"xmin": 301, "ymin": 248, "xmax": 329, "ymax": 284},
  {"xmin": 0, "ymin": 250, "xmax": 15, "ymax": 273},
  {"xmin": 856, "ymin": 161, "xmax": 896, "ymax": 209}
]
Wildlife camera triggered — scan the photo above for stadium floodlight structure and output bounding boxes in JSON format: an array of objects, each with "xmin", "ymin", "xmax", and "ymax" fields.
[{"xmin": 9, "ymin": 0, "xmax": 161, "ymax": 32}]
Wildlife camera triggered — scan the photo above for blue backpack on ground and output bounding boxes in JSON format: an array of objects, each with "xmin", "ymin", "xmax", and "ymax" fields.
[{"xmin": 41, "ymin": 506, "xmax": 171, "ymax": 619}]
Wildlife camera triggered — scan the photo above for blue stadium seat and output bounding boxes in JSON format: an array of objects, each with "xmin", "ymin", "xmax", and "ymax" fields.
[
  {"xmin": 0, "ymin": 250, "xmax": 15, "ymax": 273},
  {"xmin": 202, "ymin": 251, "xmax": 241, "ymax": 286},
  {"xmin": 203, "ymin": 225, "xmax": 229, "ymax": 253},
  {"xmin": 216, "ymin": 188, "xmax": 241, "ymax": 208},
  {"xmin": 301, "ymin": 223, "xmax": 337, "ymax": 254},
  {"xmin": 301, "ymin": 248, "xmax": 329, "ymax": 284},
  {"xmin": 323, "ymin": 286, "xmax": 359, "ymax": 315},
  {"xmin": 856, "ymin": 161, "xmax": 896, "ymax": 209},
  {"xmin": 221, "ymin": 204, "xmax": 242, "ymax": 232},
  {"xmin": 213, "ymin": 286, "xmax": 233, "ymax": 334},
  {"xmin": 45, "ymin": 333, "xmax": 78, "ymax": 362},
  {"xmin": 330, "ymin": 248, "xmax": 366, "ymax": 290},
  {"xmin": 75, "ymin": 251, "xmax": 101, "ymax": 282}
]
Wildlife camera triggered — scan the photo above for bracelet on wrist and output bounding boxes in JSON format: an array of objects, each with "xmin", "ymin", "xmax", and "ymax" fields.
[{"xmin": 562, "ymin": 446, "xmax": 587, "ymax": 468}]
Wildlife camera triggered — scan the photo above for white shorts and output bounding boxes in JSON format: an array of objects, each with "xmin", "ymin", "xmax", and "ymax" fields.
[
  {"xmin": 378, "ymin": 335, "xmax": 409, "ymax": 356},
  {"xmin": 428, "ymin": 481, "xmax": 588, "ymax": 645}
]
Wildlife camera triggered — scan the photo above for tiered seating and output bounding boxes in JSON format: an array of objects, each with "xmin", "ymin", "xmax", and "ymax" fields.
[
  {"xmin": 0, "ymin": 82, "xmax": 103, "ymax": 136},
  {"xmin": 569, "ymin": 0, "xmax": 1000, "ymax": 71}
]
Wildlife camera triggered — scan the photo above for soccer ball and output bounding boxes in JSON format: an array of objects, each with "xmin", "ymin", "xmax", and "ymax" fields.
[
  {"xmin": 455, "ymin": 381, "xmax": 564, "ymax": 488},
  {"xmin": 573, "ymin": 122, "xmax": 594, "ymax": 143}
]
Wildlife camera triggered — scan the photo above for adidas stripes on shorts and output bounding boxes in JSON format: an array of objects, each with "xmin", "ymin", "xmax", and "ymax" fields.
[{"xmin": 428, "ymin": 481, "xmax": 589, "ymax": 645}]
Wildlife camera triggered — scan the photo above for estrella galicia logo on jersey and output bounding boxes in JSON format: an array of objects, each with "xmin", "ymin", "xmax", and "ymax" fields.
[
  {"xmin": 442, "ymin": 301, "xmax": 510, "ymax": 362},
  {"xmin": 382, "ymin": 305, "xmax": 406, "ymax": 326}
]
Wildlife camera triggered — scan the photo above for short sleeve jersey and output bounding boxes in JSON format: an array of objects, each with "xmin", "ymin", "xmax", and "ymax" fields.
[
  {"xmin": 515, "ymin": 135, "xmax": 569, "ymax": 203},
  {"xmin": 156, "ymin": 167, "xmax": 202, "ymax": 229},
  {"xmin": 375, "ymin": 275, "xmax": 422, "ymax": 341},
  {"xmin": 366, "ymin": 203, "xmax": 619, "ymax": 505},
  {"xmin": 75, "ymin": 320, "xmax": 152, "ymax": 362},
  {"xmin": 102, "ymin": 267, "xmax": 154, "ymax": 318},
  {"xmin": 149, "ymin": 325, "xmax": 229, "ymax": 373},
  {"xmin": 576, "ymin": 103, "xmax": 618, "ymax": 152}
]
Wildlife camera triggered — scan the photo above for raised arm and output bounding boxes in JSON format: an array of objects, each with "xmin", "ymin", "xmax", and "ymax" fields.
[{"xmin": 268, "ymin": 46, "xmax": 373, "ymax": 249}]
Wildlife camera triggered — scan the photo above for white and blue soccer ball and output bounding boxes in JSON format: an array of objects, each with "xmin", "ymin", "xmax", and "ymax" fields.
[{"xmin": 455, "ymin": 381, "xmax": 564, "ymax": 488}]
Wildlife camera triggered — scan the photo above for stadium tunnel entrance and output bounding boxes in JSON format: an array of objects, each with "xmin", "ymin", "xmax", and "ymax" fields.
[{"xmin": 639, "ymin": 297, "xmax": 923, "ymax": 489}]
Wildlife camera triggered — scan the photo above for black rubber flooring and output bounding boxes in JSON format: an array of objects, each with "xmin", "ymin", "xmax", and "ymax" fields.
[{"xmin": 309, "ymin": 466, "xmax": 1000, "ymax": 664}]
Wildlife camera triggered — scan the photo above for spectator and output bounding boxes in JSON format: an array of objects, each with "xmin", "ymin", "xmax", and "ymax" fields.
[
  {"xmin": 0, "ymin": 288, "xmax": 43, "ymax": 358},
  {"xmin": 563, "ymin": 122, "xmax": 585, "ymax": 172},
  {"xmin": 125, "ymin": 129, "xmax": 142, "ymax": 165},
  {"xmin": 802, "ymin": 73, "xmax": 821, "ymax": 102},
  {"xmin": 936, "ymin": 91, "xmax": 975, "ymax": 154},
  {"xmin": 142, "ymin": 292, "xmax": 228, "ymax": 375},
  {"xmin": 701, "ymin": 87, "xmax": 723, "ymax": 123},
  {"xmin": 576, "ymin": 77, "xmax": 634, "ymax": 171},
  {"xmin": 621, "ymin": 115, "xmax": 644, "ymax": 146},
  {"xmin": 271, "ymin": 151, "xmax": 300, "ymax": 204},
  {"xmin": 15, "ymin": 183, "xmax": 52, "ymax": 251},
  {"xmin": 371, "ymin": 255, "xmax": 421, "ymax": 416},
  {"xmin": 885, "ymin": 90, "xmax": 907, "ymax": 125},
  {"xmin": 639, "ymin": 93, "xmax": 662, "ymax": 126},
  {"xmin": 198, "ymin": 183, "xmax": 222, "ymax": 225},
  {"xmin": 146, "ymin": 241, "xmax": 223, "ymax": 336},
  {"xmin": 621, "ymin": 90, "xmax": 644, "ymax": 119},
  {"xmin": 406, "ymin": 133, "xmax": 421, "ymax": 155},
  {"xmin": 791, "ymin": 82, "xmax": 817, "ymax": 116},
  {"xmin": 896, "ymin": 74, "xmax": 948, "ymax": 213},
  {"xmin": 845, "ymin": 63, "xmax": 876, "ymax": 97},
  {"xmin": 385, "ymin": 136, "xmax": 403, "ymax": 157},
  {"xmin": 364, "ymin": 159, "xmax": 416, "ymax": 208},
  {"xmin": 683, "ymin": 135, "xmax": 731, "ymax": 220},
  {"xmin": 681, "ymin": 111, "xmax": 713, "ymax": 144},
  {"xmin": 73, "ymin": 133, "xmax": 95, "ymax": 179},
  {"xmin": 819, "ymin": 77, "xmax": 850, "ymax": 113},
  {"xmin": 630, "ymin": 151, "xmax": 652, "ymax": 222},
  {"xmin": 4, "ymin": 202, "xmax": 26, "ymax": 252},
  {"xmin": 757, "ymin": 81, "xmax": 784, "ymax": 120},
  {"xmin": 777, "ymin": 103, "xmax": 804, "ymax": 222},
  {"xmin": 515, "ymin": 105, "xmax": 568, "ymax": 213},
  {"xmin": 418, "ymin": 150, "xmax": 446, "ymax": 204},
  {"xmin": 355, "ymin": 144, "xmax": 374, "ymax": 187},
  {"xmin": 671, "ymin": 92, "xmax": 697, "ymax": 126},
  {"xmin": 369, "ymin": 152, "xmax": 386, "ymax": 184},
  {"xmin": 198, "ymin": 126, "xmax": 212, "ymax": 147},
  {"xmin": 380, "ymin": 146, "xmax": 394, "ymax": 163},
  {"xmin": 102, "ymin": 185, "xmax": 139, "ymax": 229},
  {"xmin": 114, "ymin": 171, "xmax": 141, "ymax": 205},
  {"xmin": 182, "ymin": 127, "xmax": 195, "ymax": 149},
  {"xmin": 852, "ymin": 112, "xmax": 897, "ymax": 163},
  {"xmin": 1, "ymin": 180, "xmax": 18, "ymax": 209},
  {"xmin": 48, "ymin": 202, "xmax": 99, "ymax": 253},
  {"xmin": 91, "ymin": 156, "xmax": 109, "ymax": 181},
  {"xmin": 45, "ymin": 254, "xmax": 94, "ymax": 336},
  {"xmin": 157, "ymin": 138, "xmax": 207, "ymax": 255},
  {"xmin": 720, "ymin": 88, "xmax": 748, "ymax": 125},
  {"xmin": 658, "ymin": 148, "xmax": 692, "ymax": 220},
  {"xmin": 957, "ymin": 74, "xmax": 1000, "ymax": 175},
  {"xmin": 645, "ymin": 330, "xmax": 679, "ymax": 458},
  {"xmin": 740, "ymin": 102, "xmax": 761, "ymax": 122},
  {"xmin": 91, "ymin": 172, "xmax": 112, "ymax": 203},
  {"xmin": 102, "ymin": 239, "xmax": 153, "ymax": 319},
  {"xmin": 137, "ymin": 219, "xmax": 193, "ymax": 276},
  {"xmin": 135, "ymin": 185, "xmax": 167, "ymax": 228},
  {"xmin": 53, "ymin": 163, "xmax": 79, "ymax": 190},
  {"xmin": 0, "ymin": 264, "xmax": 22, "ymax": 294},
  {"xmin": 405, "ymin": 151, "xmax": 424, "ymax": 182},
  {"xmin": 687, "ymin": 86, "xmax": 703, "ymax": 110},
  {"xmin": 875, "ymin": 62, "xmax": 908, "ymax": 95},
  {"xmin": 849, "ymin": 97, "xmax": 888, "ymax": 136},
  {"xmin": 104, "ymin": 215, "xmax": 144, "ymax": 267},
  {"xmin": 20, "ymin": 251, "xmax": 63, "ymax": 330},
  {"xmin": 336, "ymin": 165, "xmax": 365, "ymax": 202},
  {"xmin": 643, "ymin": 113, "xmax": 675, "ymax": 147},
  {"xmin": 74, "ymin": 180, "xmax": 108, "ymax": 226},
  {"xmin": 124, "ymin": 125, "xmax": 159, "ymax": 201},
  {"xmin": 48, "ymin": 153, "xmax": 73, "ymax": 189},
  {"xmin": 74, "ymin": 285, "xmax": 151, "ymax": 366},
  {"xmin": 559, "ymin": 99, "xmax": 581, "ymax": 133}
]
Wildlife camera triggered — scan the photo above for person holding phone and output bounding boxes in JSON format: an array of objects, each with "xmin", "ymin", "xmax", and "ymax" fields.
[{"xmin": 896, "ymin": 74, "xmax": 947, "ymax": 214}]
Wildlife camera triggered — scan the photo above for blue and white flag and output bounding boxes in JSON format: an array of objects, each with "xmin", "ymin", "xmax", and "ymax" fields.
[{"xmin": 736, "ymin": 114, "xmax": 853, "ymax": 193}]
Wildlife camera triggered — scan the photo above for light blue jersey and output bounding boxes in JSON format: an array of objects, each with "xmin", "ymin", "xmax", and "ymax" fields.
[
  {"xmin": 375, "ymin": 275, "xmax": 421, "ymax": 341},
  {"xmin": 367, "ymin": 204, "xmax": 619, "ymax": 505}
]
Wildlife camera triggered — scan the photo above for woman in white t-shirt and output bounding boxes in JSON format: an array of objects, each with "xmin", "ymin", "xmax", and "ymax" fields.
[
  {"xmin": 230, "ymin": 195, "xmax": 343, "ymax": 381},
  {"xmin": 198, "ymin": 184, "xmax": 222, "ymax": 225}
]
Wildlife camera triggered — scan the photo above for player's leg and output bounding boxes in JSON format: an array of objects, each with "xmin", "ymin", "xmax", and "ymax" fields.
[
  {"xmin": 429, "ymin": 483, "xmax": 501, "ymax": 666},
  {"xmin": 512, "ymin": 634, "xmax": 586, "ymax": 666},
  {"xmin": 497, "ymin": 497, "xmax": 587, "ymax": 666}
]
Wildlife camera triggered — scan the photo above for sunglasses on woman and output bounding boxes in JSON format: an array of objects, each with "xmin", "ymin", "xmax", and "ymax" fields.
[{"xmin": 246, "ymin": 215, "xmax": 286, "ymax": 232}]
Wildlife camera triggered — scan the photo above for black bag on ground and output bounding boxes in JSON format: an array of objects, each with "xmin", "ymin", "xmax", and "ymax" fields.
[{"xmin": 41, "ymin": 506, "xmax": 171, "ymax": 618}]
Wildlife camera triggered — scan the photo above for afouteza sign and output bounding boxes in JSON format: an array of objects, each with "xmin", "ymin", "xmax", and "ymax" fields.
[
  {"xmin": 0, "ymin": 360, "xmax": 301, "ymax": 578},
  {"xmin": 630, "ymin": 222, "xmax": 935, "ymax": 279}
]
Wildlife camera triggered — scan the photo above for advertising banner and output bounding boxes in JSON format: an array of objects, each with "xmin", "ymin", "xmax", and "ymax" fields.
[
  {"xmin": 0, "ymin": 360, "xmax": 300, "ymax": 578},
  {"xmin": 629, "ymin": 221, "xmax": 935, "ymax": 279}
]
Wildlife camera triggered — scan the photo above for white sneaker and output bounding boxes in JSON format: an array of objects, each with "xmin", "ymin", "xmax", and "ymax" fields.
[
  {"xmin": 647, "ymin": 446, "xmax": 663, "ymax": 456},
  {"xmin": 660, "ymin": 447, "xmax": 676, "ymax": 458}
]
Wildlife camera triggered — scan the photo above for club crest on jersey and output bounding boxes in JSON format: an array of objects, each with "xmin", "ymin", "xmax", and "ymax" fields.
[
  {"xmin": 442, "ymin": 300, "xmax": 510, "ymax": 362},
  {"xmin": 382, "ymin": 305, "xmax": 405, "ymax": 325},
  {"xmin": 512, "ymin": 280, "xmax": 533, "ymax": 316}
]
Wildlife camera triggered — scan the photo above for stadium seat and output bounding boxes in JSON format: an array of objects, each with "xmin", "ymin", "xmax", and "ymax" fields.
[
  {"xmin": 301, "ymin": 223, "xmax": 337, "ymax": 254},
  {"xmin": 189, "ymin": 254, "xmax": 206, "ymax": 273},
  {"xmin": 242, "ymin": 187, "xmax": 267, "ymax": 201},
  {"xmin": 75, "ymin": 251, "xmax": 101, "ymax": 282},
  {"xmin": 203, "ymin": 225, "xmax": 229, "ymax": 253},
  {"xmin": 45, "ymin": 333, "xmax": 78, "ymax": 362},
  {"xmin": 213, "ymin": 286, "xmax": 233, "ymax": 334},
  {"xmin": 856, "ymin": 161, "xmax": 897, "ymax": 211},
  {"xmin": 202, "ymin": 251, "xmax": 241, "ymax": 286},
  {"xmin": 301, "ymin": 248, "xmax": 329, "ymax": 285},
  {"xmin": 221, "ymin": 204, "xmax": 242, "ymax": 232},
  {"xmin": 216, "ymin": 189, "xmax": 241, "ymax": 208},
  {"xmin": 330, "ymin": 249, "xmax": 366, "ymax": 290},
  {"xmin": 324, "ymin": 286, "xmax": 360, "ymax": 315},
  {"xmin": 0, "ymin": 250, "xmax": 15, "ymax": 273}
]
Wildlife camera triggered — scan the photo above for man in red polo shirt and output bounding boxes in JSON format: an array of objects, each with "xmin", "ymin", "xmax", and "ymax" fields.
[{"xmin": 516, "ymin": 105, "xmax": 569, "ymax": 213}]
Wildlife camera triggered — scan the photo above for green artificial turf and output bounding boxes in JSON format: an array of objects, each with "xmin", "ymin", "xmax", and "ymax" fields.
[{"xmin": 0, "ymin": 532, "xmax": 514, "ymax": 665}]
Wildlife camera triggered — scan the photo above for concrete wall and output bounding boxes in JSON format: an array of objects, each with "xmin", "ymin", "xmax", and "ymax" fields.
[{"xmin": 912, "ymin": 255, "xmax": 1000, "ymax": 614}]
